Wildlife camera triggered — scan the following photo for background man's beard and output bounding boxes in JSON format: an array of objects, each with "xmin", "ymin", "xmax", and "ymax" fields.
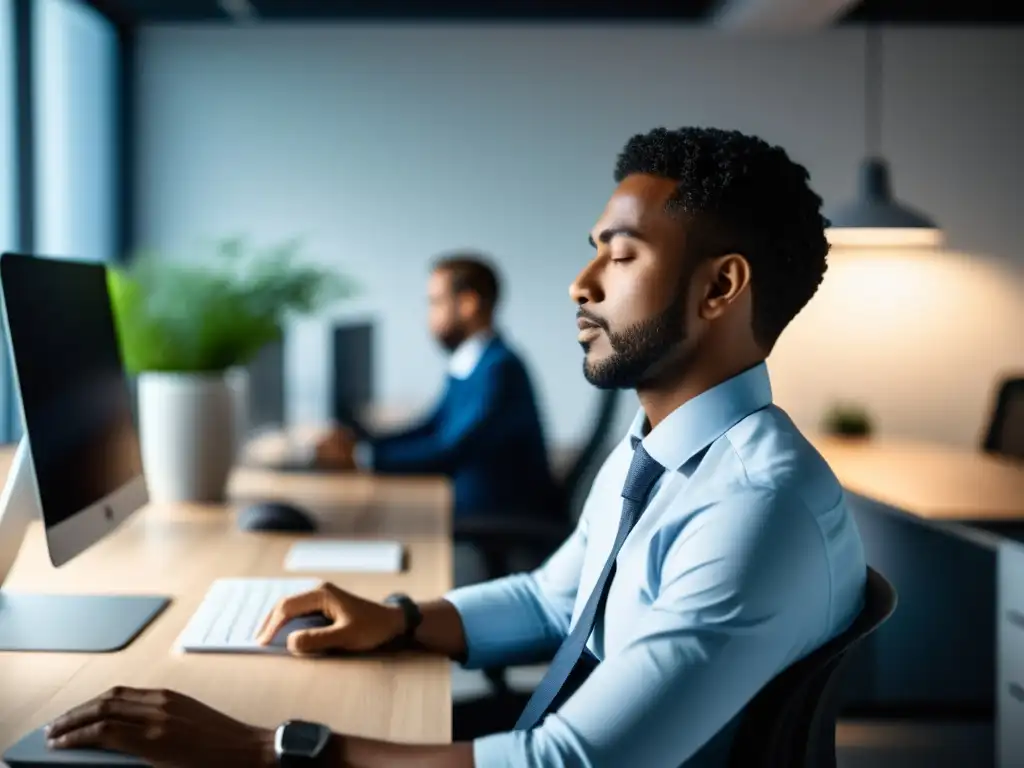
[
  {"xmin": 582, "ymin": 290, "xmax": 688, "ymax": 390},
  {"xmin": 438, "ymin": 325, "xmax": 467, "ymax": 353}
]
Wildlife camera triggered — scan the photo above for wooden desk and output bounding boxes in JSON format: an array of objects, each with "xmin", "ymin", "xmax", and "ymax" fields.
[
  {"xmin": 810, "ymin": 435, "xmax": 1024, "ymax": 524},
  {"xmin": 803, "ymin": 436, "xmax": 1024, "ymax": 715},
  {"xmin": 0, "ymin": 448, "xmax": 453, "ymax": 757}
]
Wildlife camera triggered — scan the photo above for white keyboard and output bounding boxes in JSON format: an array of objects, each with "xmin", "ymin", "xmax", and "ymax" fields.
[{"xmin": 176, "ymin": 577, "xmax": 321, "ymax": 653}]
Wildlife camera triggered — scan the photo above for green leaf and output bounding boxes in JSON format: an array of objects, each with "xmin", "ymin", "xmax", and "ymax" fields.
[{"xmin": 108, "ymin": 237, "xmax": 356, "ymax": 374}]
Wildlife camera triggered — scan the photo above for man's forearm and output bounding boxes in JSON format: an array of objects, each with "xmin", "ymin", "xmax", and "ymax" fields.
[
  {"xmin": 328, "ymin": 734, "xmax": 474, "ymax": 768},
  {"xmin": 408, "ymin": 598, "xmax": 469, "ymax": 661},
  {"xmin": 313, "ymin": 600, "xmax": 474, "ymax": 768}
]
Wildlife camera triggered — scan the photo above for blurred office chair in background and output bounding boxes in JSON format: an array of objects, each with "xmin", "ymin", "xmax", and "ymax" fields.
[
  {"xmin": 453, "ymin": 387, "xmax": 621, "ymax": 695},
  {"xmin": 982, "ymin": 376, "xmax": 1024, "ymax": 461},
  {"xmin": 454, "ymin": 387, "xmax": 621, "ymax": 577}
]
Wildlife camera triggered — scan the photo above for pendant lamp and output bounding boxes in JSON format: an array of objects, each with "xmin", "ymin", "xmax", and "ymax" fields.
[{"xmin": 826, "ymin": 27, "xmax": 943, "ymax": 249}]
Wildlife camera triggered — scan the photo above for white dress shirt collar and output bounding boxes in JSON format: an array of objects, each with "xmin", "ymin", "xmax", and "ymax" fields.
[
  {"xmin": 448, "ymin": 330, "xmax": 495, "ymax": 380},
  {"xmin": 628, "ymin": 361, "xmax": 773, "ymax": 471}
]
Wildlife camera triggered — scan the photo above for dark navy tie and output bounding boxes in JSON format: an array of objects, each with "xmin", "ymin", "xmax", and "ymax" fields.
[{"xmin": 514, "ymin": 439, "xmax": 665, "ymax": 730}]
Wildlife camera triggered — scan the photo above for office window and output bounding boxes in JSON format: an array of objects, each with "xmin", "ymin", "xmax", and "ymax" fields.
[
  {"xmin": 1, "ymin": 0, "xmax": 15, "ymax": 441},
  {"xmin": 0, "ymin": 1, "xmax": 13, "ymax": 259},
  {"xmin": 34, "ymin": 0, "xmax": 116, "ymax": 262}
]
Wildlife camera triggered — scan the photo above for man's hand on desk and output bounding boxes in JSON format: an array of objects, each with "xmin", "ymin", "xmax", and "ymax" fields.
[
  {"xmin": 45, "ymin": 687, "xmax": 278, "ymax": 768},
  {"xmin": 255, "ymin": 582, "xmax": 470, "ymax": 660},
  {"xmin": 254, "ymin": 581, "xmax": 406, "ymax": 654},
  {"xmin": 46, "ymin": 687, "xmax": 474, "ymax": 768},
  {"xmin": 314, "ymin": 427, "xmax": 358, "ymax": 470},
  {"xmin": 45, "ymin": 591, "xmax": 476, "ymax": 766}
]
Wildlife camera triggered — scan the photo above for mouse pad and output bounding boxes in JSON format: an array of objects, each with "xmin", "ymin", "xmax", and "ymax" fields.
[{"xmin": 3, "ymin": 727, "xmax": 151, "ymax": 767}]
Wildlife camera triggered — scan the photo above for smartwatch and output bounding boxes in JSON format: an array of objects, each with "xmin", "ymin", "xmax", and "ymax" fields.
[
  {"xmin": 383, "ymin": 592, "xmax": 423, "ymax": 648},
  {"xmin": 274, "ymin": 720, "xmax": 332, "ymax": 767}
]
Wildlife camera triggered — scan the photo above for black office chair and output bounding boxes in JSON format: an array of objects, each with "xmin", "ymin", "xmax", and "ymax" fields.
[
  {"xmin": 452, "ymin": 388, "xmax": 622, "ymax": 578},
  {"xmin": 559, "ymin": 387, "xmax": 623, "ymax": 524},
  {"xmin": 727, "ymin": 566, "xmax": 898, "ymax": 768},
  {"xmin": 453, "ymin": 388, "xmax": 621, "ymax": 695},
  {"xmin": 982, "ymin": 376, "xmax": 1024, "ymax": 461}
]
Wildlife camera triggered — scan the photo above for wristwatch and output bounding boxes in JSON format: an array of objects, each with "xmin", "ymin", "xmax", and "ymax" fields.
[
  {"xmin": 274, "ymin": 720, "xmax": 332, "ymax": 767},
  {"xmin": 383, "ymin": 592, "xmax": 423, "ymax": 648}
]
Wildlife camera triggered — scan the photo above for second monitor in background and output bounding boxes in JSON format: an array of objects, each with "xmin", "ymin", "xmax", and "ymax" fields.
[
  {"xmin": 331, "ymin": 322, "xmax": 374, "ymax": 438},
  {"xmin": 243, "ymin": 322, "xmax": 374, "ymax": 438},
  {"xmin": 237, "ymin": 321, "xmax": 374, "ymax": 478},
  {"xmin": 245, "ymin": 337, "xmax": 285, "ymax": 433}
]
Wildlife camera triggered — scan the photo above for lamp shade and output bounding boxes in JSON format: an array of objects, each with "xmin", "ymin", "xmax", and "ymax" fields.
[{"xmin": 826, "ymin": 157, "xmax": 943, "ymax": 248}]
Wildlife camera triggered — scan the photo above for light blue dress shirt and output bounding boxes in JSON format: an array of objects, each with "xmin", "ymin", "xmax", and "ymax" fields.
[{"xmin": 445, "ymin": 362, "xmax": 867, "ymax": 768}]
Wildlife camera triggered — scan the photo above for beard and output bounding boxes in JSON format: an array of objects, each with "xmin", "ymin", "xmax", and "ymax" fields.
[
  {"xmin": 437, "ymin": 324, "xmax": 467, "ymax": 353},
  {"xmin": 581, "ymin": 287, "xmax": 689, "ymax": 390}
]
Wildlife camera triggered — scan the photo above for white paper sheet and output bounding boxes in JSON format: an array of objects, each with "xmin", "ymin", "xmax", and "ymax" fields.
[{"xmin": 284, "ymin": 540, "xmax": 404, "ymax": 573}]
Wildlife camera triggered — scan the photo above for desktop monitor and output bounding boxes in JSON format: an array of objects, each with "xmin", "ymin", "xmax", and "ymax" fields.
[
  {"xmin": 331, "ymin": 322, "xmax": 374, "ymax": 424},
  {"xmin": 246, "ymin": 336, "xmax": 285, "ymax": 432},
  {"xmin": 0, "ymin": 252, "xmax": 169, "ymax": 652}
]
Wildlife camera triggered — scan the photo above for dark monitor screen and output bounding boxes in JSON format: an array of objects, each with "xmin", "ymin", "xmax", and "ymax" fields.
[{"xmin": 0, "ymin": 253, "xmax": 143, "ymax": 528}]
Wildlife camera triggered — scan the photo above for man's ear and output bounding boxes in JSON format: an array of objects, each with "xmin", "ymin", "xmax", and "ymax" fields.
[
  {"xmin": 699, "ymin": 253, "xmax": 752, "ymax": 320},
  {"xmin": 456, "ymin": 290, "xmax": 481, "ymax": 321}
]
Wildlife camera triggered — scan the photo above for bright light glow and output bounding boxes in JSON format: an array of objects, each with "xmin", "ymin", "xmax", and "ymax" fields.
[
  {"xmin": 826, "ymin": 226, "xmax": 944, "ymax": 249},
  {"xmin": 769, "ymin": 248, "xmax": 1024, "ymax": 447}
]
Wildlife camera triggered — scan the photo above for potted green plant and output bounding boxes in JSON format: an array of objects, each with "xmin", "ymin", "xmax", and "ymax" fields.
[
  {"xmin": 821, "ymin": 401, "xmax": 874, "ymax": 439},
  {"xmin": 108, "ymin": 237, "xmax": 353, "ymax": 503}
]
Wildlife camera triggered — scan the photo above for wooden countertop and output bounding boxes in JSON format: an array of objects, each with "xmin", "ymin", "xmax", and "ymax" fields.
[
  {"xmin": 810, "ymin": 435, "xmax": 1024, "ymax": 523},
  {"xmin": 0, "ymin": 446, "xmax": 453, "ymax": 756}
]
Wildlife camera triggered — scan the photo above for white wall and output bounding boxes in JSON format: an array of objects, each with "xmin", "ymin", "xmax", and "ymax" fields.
[
  {"xmin": 34, "ymin": 0, "xmax": 117, "ymax": 262},
  {"xmin": 136, "ymin": 25, "xmax": 1024, "ymax": 449}
]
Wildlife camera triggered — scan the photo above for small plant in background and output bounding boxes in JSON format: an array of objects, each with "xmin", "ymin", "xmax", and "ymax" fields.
[
  {"xmin": 822, "ymin": 401, "xmax": 874, "ymax": 438},
  {"xmin": 108, "ymin": 236, "xmax": 355, "ymax": 373}
]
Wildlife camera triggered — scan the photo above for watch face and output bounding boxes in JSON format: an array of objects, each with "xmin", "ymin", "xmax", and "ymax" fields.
[{"xmin": 281, "ymin": 720, "xmax": 328, "ymax": 756}]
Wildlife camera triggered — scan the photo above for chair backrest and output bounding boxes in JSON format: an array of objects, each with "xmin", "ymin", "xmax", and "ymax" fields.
[
  {"xmin": 728, "ymin": 567, "xmax": 898, "ymax": 768},
  {"xmin": 983, "ymin": 376, "xmax": 1024, "ymax": 460},
  {"xmin": 559, "ymin": 388, "xmax": 621, "ymax": 522}
]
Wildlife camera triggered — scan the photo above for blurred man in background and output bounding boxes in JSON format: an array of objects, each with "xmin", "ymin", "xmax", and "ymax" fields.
[{"xmin": 317, "ymin": 253, "xmax": 557, "ymax": 521}]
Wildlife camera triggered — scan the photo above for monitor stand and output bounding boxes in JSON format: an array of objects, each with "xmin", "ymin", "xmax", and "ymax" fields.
[{"xmin": 0, "ymin": 439, "xmax": 170, "ymax": 652}]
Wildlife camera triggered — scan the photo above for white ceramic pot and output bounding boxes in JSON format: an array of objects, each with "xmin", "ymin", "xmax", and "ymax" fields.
[{"xmin": 137, "ymin": 372, "xmax": 236, "ymax": 503}]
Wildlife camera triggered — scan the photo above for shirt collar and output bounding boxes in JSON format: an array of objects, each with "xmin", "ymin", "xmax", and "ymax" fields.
[
  {"xmin": 628, "ymin": 362, "xmax": 773, "ymax": 471},
  {"xmin": 448, "ymin": 330, "xmax": 495, "ymax": 380}
]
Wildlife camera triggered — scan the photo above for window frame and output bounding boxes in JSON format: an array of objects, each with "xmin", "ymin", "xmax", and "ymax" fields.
[{"xmin": 1, "ymin": 0, "xmax": 131, "ymax": 442}]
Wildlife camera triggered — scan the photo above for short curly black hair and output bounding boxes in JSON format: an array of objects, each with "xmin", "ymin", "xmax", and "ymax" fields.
[{"xmin": 614, "ymin": 126, "xmax": 829, "ymax": 349}]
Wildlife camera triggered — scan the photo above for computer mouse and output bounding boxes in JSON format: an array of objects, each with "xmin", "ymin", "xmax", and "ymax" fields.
[
  {"xmin": 237, "ymin": 501, "xmax": 318, "ymax": 533},
  {"xmin": 268, "ymin": 614, "xmax": 364, "ymax": 663},
  {"xmin": 268, "ymin": 612, "xmax": 333, "ymax": 650}
]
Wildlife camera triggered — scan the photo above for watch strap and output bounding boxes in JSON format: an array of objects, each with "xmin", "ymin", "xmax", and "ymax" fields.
[{"xmin": 384, "ymin": 592, "xmax": 422, "ymax": 648}]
